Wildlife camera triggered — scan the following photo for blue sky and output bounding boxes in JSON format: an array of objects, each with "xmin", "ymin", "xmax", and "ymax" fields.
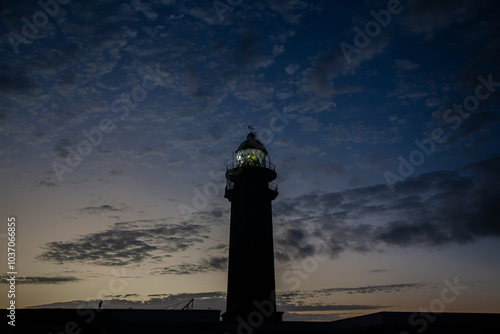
[{"xmin": 1, "ymin": 0, "xmax": 499, "ymax": 321}]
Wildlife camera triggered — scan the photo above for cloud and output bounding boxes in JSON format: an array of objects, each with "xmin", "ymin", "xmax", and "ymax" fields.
[
  {"xmin": 319, "ymin": 123, "xmax": 399, "ymax": 147},
  {"xmin": 432, "ymin": 110, "xmax": 500, "ymax": 150},
  {"xmin": 184, "ymin": 4, "xmax": 220, "ymax": 25},
  {"xmin": 131, "ymin": 0, "xmax": 158, "ymax": 21},
  {"xmin": 269, "ymin": 0, "xmax": 309, "ymax": 24},
  {"xmin": 358, "ymin": 154, "xmax": 388, "ymax": 170},
  {"xmin": 285, "ymin": 63, "xmax": 300, "ymax": 75},
  {"xmin": 78, "ymin": 205, "xmax": 125, "ymax": 215},
  {"xmin": 0, "ymin": 275, "xmax": 81, "ymax": 285},
  {"xmin": 301, "ymin": 38, "xmax": 388, "ymax": 99},
  {"xmin": 207, "ymin": 243, "xmax": 229, "ymax": 252},
  {"xmin": 151, "ymin": 256, "xmax": 227, "ymax": 275},
  {"xmin": 276, "ymin": 282, "xmax": 424, "ymax": 320},
  {"xmin": 283, "ymin": 304, "xmax": 387, "ymax": 311},
  {"xmin": 37, "ymin": 220, "xmax": 210, "ymax": 266},
  {"xmin": 0, "ymin": 75, "xmax": 42, "ymax": 96},
  {"xmin": 103, "ymin": 293, "xmax": 140, "ymax": 299},
  {"xmin": 52, "ymin": 138, "xmax": 76, "ymax": 159},
  {"xmin": 394, "ymin": 59, "xmax": 420, "ymax": 70},
  {"xmin": 281, "ymin": 303, "xmax": 387, "ymax": 321},
  {"xmin": 274, "ymin": 156, "xmax": 500, "ymax": 261},
  {"xmin": 400, "ymin": 0, "xmax": 493, "ymax": 35},
  {"xmin": 272, "ymin": 44, "xmax": 285, "ymax": 56},
  {"xmin": 108, "ymin": 170, "xmax": 123, "ymax": 176},
  {"xmin": 366, "ymin": 269, "xmax": 388, "ymax": 273},
  {"xmin": 317, "ymin": 162, "xmax": 344, "ymax": 175},
  {"xmin": 290, "ymin": 36, "xmax": 389, "ymax": 115},
  {"xmin": 38, "ymin": 180, "xmax": 57, "ymax": 188},
  {"xmin": 279, "ymin": 282, "xmax": 425, "ymax": 304},
  {"xmin": 315, "ymin": 283, "xmax": 425, "ymax": 295}
]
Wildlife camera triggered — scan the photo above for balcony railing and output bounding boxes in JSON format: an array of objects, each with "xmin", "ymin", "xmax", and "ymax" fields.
[
  {"xmin": 268, "ymin": 182, "xmax": 279, "ymax": 192},
  {"xmin": 225, "ymin": 159, "xmax": 275, "ymax": 171},
  {"xmin": 225, "ymin": 180, "xmax": 278, "ymax": 192}
]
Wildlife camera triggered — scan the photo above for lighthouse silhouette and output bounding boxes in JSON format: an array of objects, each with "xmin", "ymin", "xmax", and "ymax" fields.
[{"xmin": 221, "ymin": 128, "xmax": 283, "ymax": 323}]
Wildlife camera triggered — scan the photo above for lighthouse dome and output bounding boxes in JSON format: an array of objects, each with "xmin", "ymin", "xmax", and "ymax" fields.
[{"xmin": 236, "ymin": 132, "xmax": 267, "ymax": 154}]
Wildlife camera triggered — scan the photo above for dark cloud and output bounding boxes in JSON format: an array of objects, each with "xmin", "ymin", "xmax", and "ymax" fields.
[
  {"xmin": 274, "ymin": 156, "xmax": 500, "ymax": 260},
  {"xmin": 279, "ymin": 283, "xmax": 425, "ymax": 305},
  {"xmin": 37, "ymin": 220, "xmax": 210, "ymax": 266},
  {"xmin": 283, "ymin": 304, "xmax": 387, "ymax": 311},
  {"xmin": 38, "ymin": 180, "xmax": 57, "ymax": 188},
  {"xmin": 301, "ymin": 36, "xmax": 388, "ymax": 102},
  {"xmin": 201, "ymin": 255, "xmax": 227, "ymax": 271},
  {"xmin": 151, "ymin": 256, "xmax": 227, "ymax": 275},
  {"xmin": 316, "ymin": 283, "xmax": 425, "ymax": 295},
  {"xmin": 269, "ymin": 0, "xmax": 310, "ymax": 24},
  {"xmin": 281, "ymin": 303, "xmax": 384, "ymax": 321},
  {"xmin": 102, "ymin": 293, "xmax": 141, "ymax": 299},
  {"xmin": 0, "ymin": 75, "xmax": 42, "ymax": 96},
  {"xmin": 400, "ymin": 0, "xmax": 494, "ymax": 35},
  {"xmin": 319, "ymin": 123, "xmax": 399, "ymax": 147},
  {"xmin": 78, "ymin": 205, "xmax": 125, "ymax": 215},
  {"xmin": 318, "ymin": 162, "xmax": 344, "ymax": 175},
  {"xmin": 183, "ymin": 3, "xmax": 221, "ymax": 25},
  {"xmin": 207, "ymin": 243, "xmax": 229, "ymax": 252},
  {"xmin": 394, "ymin": 59, "xmax": 420, "ymax": 71},
  {"xmin": 0, "ymin": 275, "xmax": 81, "ymax": 285},
  {"xmin": 359, "ymin": 154, "xmax": 388, "ymax": 170},
  {"xmin": 52, "ymin": 138, "xmax": 74, "ymax": 160},
  {"xmin": 276, "ymin": 227, "xmax": 316, "ymax": 261},
  {"xmin": 442, "ymin": 110, "xmax": 500, "ymax": 149}
]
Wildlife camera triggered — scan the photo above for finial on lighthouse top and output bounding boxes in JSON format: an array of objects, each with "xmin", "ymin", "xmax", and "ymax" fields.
[{"xmin": 245, "ymin": 125, "xmax": 259, "ymax": 144}]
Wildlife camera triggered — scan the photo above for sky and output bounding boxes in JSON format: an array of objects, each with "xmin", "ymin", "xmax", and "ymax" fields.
[{"xmin": 1, "ymin": 0, "xmax": 500, "ymax": 322}]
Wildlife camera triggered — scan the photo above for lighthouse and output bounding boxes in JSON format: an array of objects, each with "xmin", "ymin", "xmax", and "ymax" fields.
[{"xmin": 222, "ymin": 129, "xmax": 282, "ymax": 323}]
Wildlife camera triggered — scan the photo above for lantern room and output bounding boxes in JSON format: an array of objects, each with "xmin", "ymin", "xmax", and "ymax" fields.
[{"xmin": 235, "ymin": 132, "xmax": 268, "ymax": 167}]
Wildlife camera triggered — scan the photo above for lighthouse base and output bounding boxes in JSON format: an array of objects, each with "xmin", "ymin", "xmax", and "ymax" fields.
[{"xmin": 221, "ymin": 310, "xmax": 283, "ymax": 323}]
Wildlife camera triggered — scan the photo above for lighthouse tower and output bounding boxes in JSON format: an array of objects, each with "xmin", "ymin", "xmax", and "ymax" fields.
[{"xmin": 222, "ymin": 129, "xmax": 282, "ymax": 322}]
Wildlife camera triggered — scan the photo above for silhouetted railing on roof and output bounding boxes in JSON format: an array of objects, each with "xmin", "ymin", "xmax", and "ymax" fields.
[{"xmin": 164, "ymin": 299, "xmax": 194, "ymax": 310}]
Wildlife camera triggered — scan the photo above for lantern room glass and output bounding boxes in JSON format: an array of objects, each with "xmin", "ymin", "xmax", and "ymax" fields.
[{"xmin": 236, "ymin": 148, "xmax": 266, "ymax": 167}]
